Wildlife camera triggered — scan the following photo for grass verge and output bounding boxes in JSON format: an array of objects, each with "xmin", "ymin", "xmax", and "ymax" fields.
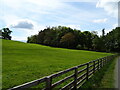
[
  {"xmin": 79, "ymin": 57, "xmax": 117, "ymax": 89},
  {"xmin": 99, "ymin": 57, "xmax": 117, "ymax": 88}
]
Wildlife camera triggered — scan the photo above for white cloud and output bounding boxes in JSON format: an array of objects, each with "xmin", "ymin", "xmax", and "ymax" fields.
[
  {"xmin": 10, "ymin": 19, "xmax": 34, "ymax": 29},
  {"xmin": 1, "ymin": 0, "xmax": 23, "ymax": 9},
  {"xmin": 0, "ymin": 0, "xmax": 118, "ymax": 42},
  {"xmin": 60, "ymin": 0, "xmax": 98, "ymax": 2},
  {"xmin": 96, "ymin": 0, "xmax": 118, "ymax": 17},
  {"xmin": 27, "ymin": 0, "xmax": 62, "ymax": 9},
  {"xmin": 11, "ymin": 24, "xmax": 46, "ymax": 42},
  {"xmin": 66, "ymin": 25, "xmax": 81, "ymax": 30},
  {"xmin": 93, "ymin": 18, "xmax": 108, "ymax": 23},
  {"xmin": 7, "ymin": 18, "xmax": 45, "ymax": 32},
  {"xmin": 1, "ymin": 15, "xmax": 21, "ymax": 26},
  {"xmin": 9, "ymin": 19, "xmax": 46, "ymax": 41},
  {"xmin": 97, "ymin": 23, "xmax": 118, "ymax": 36},
  {"xmin": 12, "ymin": 36, "xmax": 27, "ymax": 41},
  {"xmin": 96, "ymin": 29, "xmax": 109, "ymax": 36},
  {"xmin": 113, "ymin": 23, "xmax": 118, "ymax": 28}
]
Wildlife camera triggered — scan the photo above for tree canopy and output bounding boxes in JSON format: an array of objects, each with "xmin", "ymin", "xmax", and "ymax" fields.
[
  {"xmin": 1, "ymin": 28, "xmax": 12, "ymax": 40},
  {"xmin": 27, "ymin": 26, "xmax": 120, "ymax": 52}
]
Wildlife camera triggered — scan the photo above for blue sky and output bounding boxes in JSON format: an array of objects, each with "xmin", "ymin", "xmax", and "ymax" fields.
[{"xmin": 0, "ymin": 0, "xmax": 118, "ymax": 41}]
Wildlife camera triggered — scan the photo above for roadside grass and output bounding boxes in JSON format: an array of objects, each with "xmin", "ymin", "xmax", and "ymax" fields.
[
  {"xmin": 0, "ymin": 39, "xmax": 2, "ymax": 90},
  {"xmin": 99, "ymin": 58, "xmax": 117, "ymax": 88},
  {"xmin": 79, "ymin": 57, "xmax": 116, "ymax": 89},
  {"xmin": 2, "ymin": 39, "xmax": 113, "ymax": 89}
]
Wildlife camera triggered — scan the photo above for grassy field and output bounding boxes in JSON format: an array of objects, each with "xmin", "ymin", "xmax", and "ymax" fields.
[{"xmin": 2, "ymin": 39, "xmax": 113, "ymax": 89}]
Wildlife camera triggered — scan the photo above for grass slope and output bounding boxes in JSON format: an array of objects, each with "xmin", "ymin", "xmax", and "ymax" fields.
[{"xmin": 2, "ymin": 39, "xmax": 113, "ymax": 88}]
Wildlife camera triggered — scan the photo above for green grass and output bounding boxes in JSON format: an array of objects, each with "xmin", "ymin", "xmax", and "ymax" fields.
[
  {"xmin": 0, "ymin": 39, "xmax": 2, "ymax": 90},
  {"xmin": 99, "ymin": 58, "xmax": 116, "ymax": 88},
  {"xmin": 2, "ymin": 39, "xmax": 113, "ymax": 89},
  {"xmin": 79, "ymin": 57, "xmax": 116, "ymax": 89}
]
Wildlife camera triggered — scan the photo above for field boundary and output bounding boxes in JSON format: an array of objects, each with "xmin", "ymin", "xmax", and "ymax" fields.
[{"xmin": 9, "ymin": 55, "xmax": 117, "ymax": 90}]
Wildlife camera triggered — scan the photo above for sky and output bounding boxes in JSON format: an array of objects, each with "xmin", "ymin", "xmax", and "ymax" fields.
[{"xmin": 0, "ymin": 0, "xmax": 119, "ymax": 42}]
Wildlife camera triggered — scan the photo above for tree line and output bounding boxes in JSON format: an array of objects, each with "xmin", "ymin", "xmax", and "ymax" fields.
[{"xmin": 27, "ymin": 26, "xmax": 120, "ymax": 52}]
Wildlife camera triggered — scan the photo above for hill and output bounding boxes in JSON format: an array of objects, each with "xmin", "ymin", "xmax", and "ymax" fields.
[{"xmin": 2, "ymin": 39, "xmax": 113, "ymax": 88}]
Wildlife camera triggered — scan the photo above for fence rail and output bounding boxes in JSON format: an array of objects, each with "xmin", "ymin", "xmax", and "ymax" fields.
[{"xmin": 9, "ymin": 55, "xmax": 117, "ymax": 90}]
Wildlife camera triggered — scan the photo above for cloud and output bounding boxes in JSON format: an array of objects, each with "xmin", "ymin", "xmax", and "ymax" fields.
[
  {"xmin": 97, "ymin": 23, "xmax": 118, "ymax": 36},
  {"xmin": 59, "ymin": 0, "xmax": 98, "ymax": 2},
  {"xmin": 0, "ymin": 0, "xmax": 118, "ymax": 42},
  {"xmin": 10, "ymin": 19, "xmax": 34, "ymax": 29},
  {"xmin": 93, "ymin": 18, "xmax": 108, "ymax": 23},
  {"xmin": 96, "ymin": 0, "xmax": 118, "ymax": 17},
  {"xmin": 11, "ymin": 24, "xmax": 46, "ymax": 42},
  {"xmin": 12, "ymin": 36, "xmax": 27, "ymax": 41},
  {"xmin": 66, "ymin": 25, "xmax": 81, "ymax": 30},
  {"xmin": 113, "ymin": 23, "xmax": 118, "ymax": 28}
]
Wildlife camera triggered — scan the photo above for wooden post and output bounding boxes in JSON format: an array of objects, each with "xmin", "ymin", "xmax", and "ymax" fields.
[
  {"xmin": 93, "ymin": 61, "xmax": 95, "ymax": 73},
  {"xmin": 103, "ymin": 58, "xmax": 105, "ymax": 66},
  {"xmin": 103, "ymin": 58, "xmax": 104, "ymax": 66},
  {"xmin": 106, "ymin": 56, "xmax": 107, "ymax": 63},
  {"xmin": 100, "ymin": 59, "xmax": 102, "ymax": 69},
  {"xmin": 104, "ymin": 57, "xmax": 106, "ymax": 65},
  {"xmin": 104, "ymin": 57, "xmax": 105, "ymax": 65},
  {"xmin": 86, "ymin": 63, "xmax": 89, "ymax": 81},
  {"xmin": 46, "ymin": 76, "xmax": 52, "ymax": 90},
  {"xmin": 98, "ymin": 59, "xmax": 99, "ymax": 70},
  {"xmin": 108, "ymin": 56, "xmax": 110, "ymax": 61},
  {"xmin": 106, "ymin": 56, "xmax": 109, "ymax": 63},
  {"xmin": 101, "ymin": 59, "xmax": 103, "ymax": 67},
  {"xmin": 74, "ymin": 67, "xmax": 78, "ymax": 90},
  {"xmin": 105, "ymin": 57, "xmax": 107, "ymax": 64}
]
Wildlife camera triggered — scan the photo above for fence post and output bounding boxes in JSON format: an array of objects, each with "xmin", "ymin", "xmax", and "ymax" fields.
[
  {"xmin": 103, "ymin": 58, "xmax": 105, "ymax": 66},
  {"xmin": 93, "ymin": 61, "xmax": 95, "ymax": 73},
  {"xmin": 46, "ymin": 76, "xmax": 52, "ymax": 90},
  {"xmin": 101, "ymin": 59, "xmax": 103, "ymax": 67},
  {"xmin": 98, "ymin": 59, "xmax": 99, "ymax": 70},
  {"xmin": 108, "ymin": 56, "xmax": 110, "ymax": 62},
  {"xmin": 102, "ymin": 58, "xmax": 104, "ymax": 66},
  {"xmin": 74, "ymin": 67, "xmax": 78, "ymax": 90},
  {"xmin": 105, "ymin": 57, "xmax": 107, "ymax": 64},
  {"xmin": 103, "ymin": 58, "xmax": 104, "ymax": 66},
  {"xmin": 106, "ymin": 56, "xmax": 108, "ymax": 63},
  {"xmin": 86, "ymin": 63, "xmax": 89, "ymax": 81},
  {"xmin": 100, "ymin": 59, "xmax": 102, "ymax": 69},
  {"xmin": 104, "ymin": 57, "xmax": 106, "ymax": 65}
]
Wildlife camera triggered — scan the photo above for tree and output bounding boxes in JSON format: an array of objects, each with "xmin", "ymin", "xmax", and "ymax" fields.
[
  {"xmin": 27, "ymin": 35, "xmax": 37, "ymax": 43},
  {"xmin": 105, "ymin": 27, "xmax": 120, "ymax": 52},
  {"xmin": 37, "ymin": 31, "xmax": 45, "ymax": 44},
  {"xmin": 60, "ymin": 32, "xmax": 76, "ymax": 48},
  {"xmin": 102, "ymin": 28, "xmax": 105, "ymax": 37},
  {"xmin": 92, "ymin": 36, "xmax": 103, "ymax": 51},
  {"xmin": 0, "ymin": 30, "xmax": 2, "ymax": 39},
  {"xmin": 83, "ymin": 31, "xmax": 93, "ymax": 50},
  {"xmin": 27, "ymin": 26, "xmax": 120, "ymax": 52},
  {"xmin": 1, "ymin": 28, "xmax": 12, "ymax": 40}
]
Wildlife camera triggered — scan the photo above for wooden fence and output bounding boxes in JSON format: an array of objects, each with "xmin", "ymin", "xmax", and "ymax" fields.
[{"xmin": 9, "ymin": 55, "xmax": 117, "ymax": 90}]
